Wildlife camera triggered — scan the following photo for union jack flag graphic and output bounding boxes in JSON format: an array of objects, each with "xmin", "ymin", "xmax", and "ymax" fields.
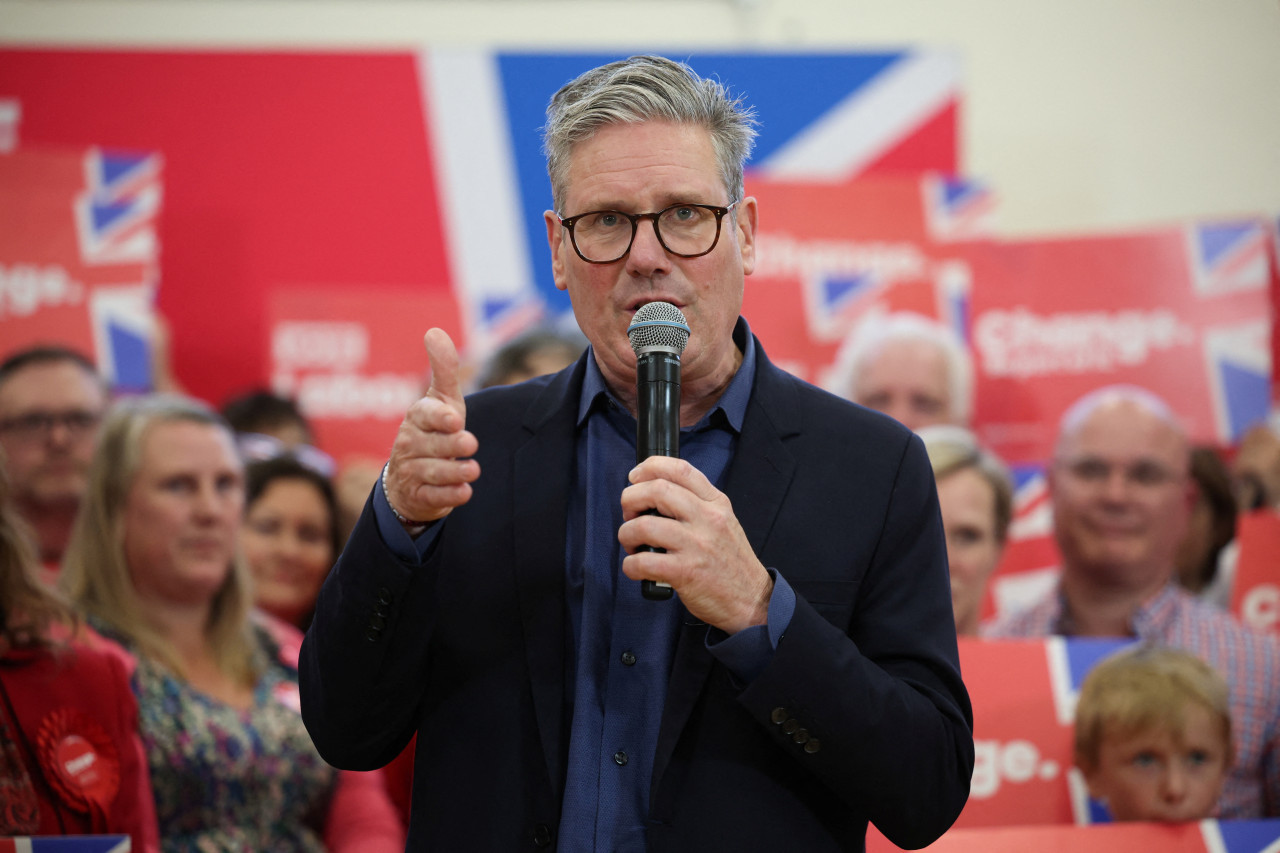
[
  {"xmin": 1203, "ymin": 319, "xmax": 1272, "ymax": 442},
  {"xmin": 75, "ymin": 148, "xmax": 162, "ymax": 266},
  {"xmin": 804, "ymin": 267, "xmax": 884, "ymax": 341},
  {"xmin": 988, "ymin": 464, "xmax": 1061, "ymax": 621},
  {"xmin": 924, "ymin": 175, "xmax": 994, "ymax": 242},
  {"xmin": 419, "ymin": 49, "xmax": 961, "ymax": 351},
  {"xmin": 1188, "ymin": 220, "xmax": 1270, "ymax": 297},
  {"xmin": 90, "ymin": 284, "xmax": 154, "ymax": 392}
]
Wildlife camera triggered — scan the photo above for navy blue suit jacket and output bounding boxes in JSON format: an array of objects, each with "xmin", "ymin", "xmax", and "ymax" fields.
[{"xmin": 300, "ymin": 337, "xmax": 974, "ymax": 852}]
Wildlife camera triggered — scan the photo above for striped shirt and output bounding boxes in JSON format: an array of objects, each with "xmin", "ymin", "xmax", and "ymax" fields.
[{"xmin": 984, "ymin": 583, "xmax": 1280, "ymax": 819}]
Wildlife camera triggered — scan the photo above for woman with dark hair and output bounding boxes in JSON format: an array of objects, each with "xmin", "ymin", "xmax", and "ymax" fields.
[
  {"xmin": 241, "ymin": 456, "xmax": 341, "ymax": 631},
  {"xmin": 0, "ymin": 452, "xmax": 158, "ymax": 846},
  {"xmin": 60, "ymin": 394, "xmax": 403, "ymax": 852}
]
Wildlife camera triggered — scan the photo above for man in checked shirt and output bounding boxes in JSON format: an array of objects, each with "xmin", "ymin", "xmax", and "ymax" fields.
[{"xmin": 986, "ymin": 384, "xmax": 1280, "ymax": 818}]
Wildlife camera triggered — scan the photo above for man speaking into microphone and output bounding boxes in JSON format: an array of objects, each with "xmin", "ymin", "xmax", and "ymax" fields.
[{"xmin": 300, "ymin": 55, "xmax": 973, "ymax": 852}]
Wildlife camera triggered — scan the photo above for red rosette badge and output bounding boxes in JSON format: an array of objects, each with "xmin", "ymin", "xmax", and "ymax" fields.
[{"xmin": 36, "ymin": 708, "xmax": 120, "ymax": 825}]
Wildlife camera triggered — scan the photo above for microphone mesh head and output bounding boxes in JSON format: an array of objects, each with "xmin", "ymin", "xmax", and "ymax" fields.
[{"xmin": 628, "ymin": 302, "xmax": 690, "ymax": 355}]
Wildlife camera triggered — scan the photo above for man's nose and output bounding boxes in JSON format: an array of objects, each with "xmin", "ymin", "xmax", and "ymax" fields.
[{"xmin": 625, "ymin": 217, "xmax": 672, "ymax": 276}]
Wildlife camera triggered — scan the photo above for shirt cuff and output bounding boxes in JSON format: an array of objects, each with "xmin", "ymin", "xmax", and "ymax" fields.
[
  {"xmin": 705, "ymin": 568, "xmax": 796, "ymax": 684},
  {"xmin": 372, "ymin": 476, "xmax": 441, "ymax": 562}
]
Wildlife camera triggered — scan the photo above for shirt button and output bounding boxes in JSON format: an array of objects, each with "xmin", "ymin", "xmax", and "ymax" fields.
[
  {"xmin": 621, "ymin": 651, "xmax": 637, "ymax": 666},
  {"xmin": 770, "ymin": 707, "xmax": 788, "ymax": 725},
  {"xmin": 613, "ymin": 750, "xmax": 628, "ymax": 766}
]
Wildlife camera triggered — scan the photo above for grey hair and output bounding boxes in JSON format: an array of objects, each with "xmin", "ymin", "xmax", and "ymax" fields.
[
  {"xmin": 917, "ymin": 425, "xmax": 1014, "ymax": 542},
  {"xmin": 837, "ymin": 312, "xmax": 974, "ymax": 425},
  {"xmin": 543, "ymin": 55, "xmax": 758, "ymax": 213}
]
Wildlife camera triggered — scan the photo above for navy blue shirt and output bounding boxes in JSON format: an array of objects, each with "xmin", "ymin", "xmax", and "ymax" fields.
[{"xmin": 372, "ymin": 319, "xmax": 796, "ymax": 852}]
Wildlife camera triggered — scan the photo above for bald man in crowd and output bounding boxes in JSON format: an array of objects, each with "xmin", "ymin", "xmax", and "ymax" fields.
[
  {"xmin": 839, "ymin": 312, "xmax": 972, "ymax": 431},
  {"xmin": 985, "ymin": 384, "xmax": 1280, "ymax": 818},
  {"xmin": 0, "ymin": 346, "xmax": 108, "ymax": 571}
]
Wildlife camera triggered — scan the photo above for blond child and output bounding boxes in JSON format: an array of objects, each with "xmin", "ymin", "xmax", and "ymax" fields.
[{"xmin": 1074, "ymin": 644, "xmax": 1233, "ymax": 822}]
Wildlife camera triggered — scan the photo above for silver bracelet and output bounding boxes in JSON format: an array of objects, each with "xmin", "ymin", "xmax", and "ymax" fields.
[{"xmin": 381, "ymin": 462, "xmax": 429, "ymax": 533}]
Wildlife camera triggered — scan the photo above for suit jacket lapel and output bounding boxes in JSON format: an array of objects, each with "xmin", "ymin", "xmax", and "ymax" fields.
[{"xmin": 512, "ymin": 360, "xmax": 584, "ymax": 796}]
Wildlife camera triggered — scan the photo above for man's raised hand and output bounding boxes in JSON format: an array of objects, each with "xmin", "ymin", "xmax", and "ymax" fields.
[{"xmin": 384, "ymin": 328, "xmax": 480, "ymax": 527}]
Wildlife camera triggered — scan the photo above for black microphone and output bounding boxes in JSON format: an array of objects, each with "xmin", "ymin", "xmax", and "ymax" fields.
[{"xmin": 627, "ymin": 301, "xmax": 690, "ymax": 601}]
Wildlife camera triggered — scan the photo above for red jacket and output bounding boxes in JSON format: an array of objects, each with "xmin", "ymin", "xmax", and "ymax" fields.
[{"xmin": 0, "ymin": 633, "xmax": 159, "ymax": 851}]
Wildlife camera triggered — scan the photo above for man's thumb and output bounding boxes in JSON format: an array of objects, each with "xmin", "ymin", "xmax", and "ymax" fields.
[{"xmin": 424, "ymin": 328, "xmax": 463, "ymax": 403}]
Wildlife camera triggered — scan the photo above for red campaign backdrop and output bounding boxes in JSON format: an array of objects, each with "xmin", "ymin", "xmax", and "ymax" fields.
[
  {"xmin": 267, "ymin": 288, "xmax": 462, "ymax": 463},
  {"xmin": 742, "ymin": 173, "xmax": 990, "ymax": 389},
  {"xmin": 0, "ymin": 49, "xmax": 452, "ymax": 408},
  {"xmin": 1231, "ymin": 510, "xmax": 1280, "ymax": 635}
]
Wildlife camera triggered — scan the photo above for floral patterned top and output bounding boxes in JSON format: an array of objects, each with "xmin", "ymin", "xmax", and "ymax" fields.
[{"xmin": 94, "ymin": 617, "xmax": 336, "ymax": 852}]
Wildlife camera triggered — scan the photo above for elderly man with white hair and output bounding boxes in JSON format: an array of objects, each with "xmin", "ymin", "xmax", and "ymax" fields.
[
  {"xmin": 839, "ymin": 312, "xmax": 973, "ymax": 431},
  {"xmin": 985, "ymin": 384, "xmax": 1280, "ymax": 819}
]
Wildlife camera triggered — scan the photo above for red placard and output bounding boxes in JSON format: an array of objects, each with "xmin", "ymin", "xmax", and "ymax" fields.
[
  {"xmin": 267, "ymin": 288, "xmax": 461, "ymax": 466},
  {"xmin": 741, "ymin": 174, "xmax": 991, "ymax": 388},
  {"xmin": 967, "ymin": 222, "xmax": 1275, "ymax": 466},
  {"xmin": 0, "ymin": 146, "xmax": 159, "ymax": 387},
  {"xmin": 1231, "ymin": 510, "xmax": 1280, "ymax": 635}
]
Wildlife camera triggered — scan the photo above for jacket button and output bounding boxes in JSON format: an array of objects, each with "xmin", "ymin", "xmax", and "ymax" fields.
[
  {"xmin": 804, "ymin": 738, "xmax": 821, "ymax": 754},
  {"xmin": 365, "ymin": 628, "xmax": 380, "ymax": 642},
  {"xmin": 782, "ymin": 719, "xmax": 800, "ymax": 735},
  {"xmin": 770, "ymin": 707, "xmax": 788, "ymax": 725},
  {"xmin": 532, "ymin": 824, "xmax": 552, "ymax": 848},
  {"xmin": 369, "ymin": 615, "xmax": 387, "ymax": 632},
  {"xmin": 792, "ymin": 728, "xmax": 810, "ymax": 744},
  {"xmin": 377, "ymin": 586, "xmax": 394, "ymax": 605}
]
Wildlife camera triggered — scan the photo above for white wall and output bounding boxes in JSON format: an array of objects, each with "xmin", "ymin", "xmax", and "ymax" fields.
[{"xmin": 3, "ymin": 0, "xmax": 1278, "ymax": 236}]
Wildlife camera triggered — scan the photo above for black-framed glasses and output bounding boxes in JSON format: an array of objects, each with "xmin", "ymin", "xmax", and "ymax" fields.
[
  {"xmin": 0, "ymin": 409, "xmax": 102, "ymax": 441},
  {"xmin": 558, "ymin": 200, "xmax": 740, "ymax": 264}
]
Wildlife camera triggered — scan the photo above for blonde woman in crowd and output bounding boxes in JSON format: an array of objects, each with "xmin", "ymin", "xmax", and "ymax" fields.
[
  {"xmin": 60, "ymin": 394, "xmax": 403, "ymax": 852},
  {"xmin": 917, "ymin": 425, "xmax": 1014, "ymax": 636}
]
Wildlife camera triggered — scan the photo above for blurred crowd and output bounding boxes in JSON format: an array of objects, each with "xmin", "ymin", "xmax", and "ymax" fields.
[{"xmin": 1, "ymin": 307, "xmax": 1278, "ymax": 846}]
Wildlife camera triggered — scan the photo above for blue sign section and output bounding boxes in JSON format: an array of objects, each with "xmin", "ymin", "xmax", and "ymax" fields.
[
  {"xmin": 496, "ymin": 51, "xmax": 905, "ymax": 315},
  {"xmin": 1220, "ymin": 360, "xmax": 1270, "ymax": 441},
  {"xmin": 1218, "ymin": 818, "xmax": 1280, "ymax": 851},
  {"xmin": 108, "ymin": 320, "xmax": 151, "ymax": 391},
  {"xmin": 1064, "ymin": 637, "xmax": 1135, "ymax": 692},
  {"xmin": 100, "ymin": 152, "xmax": 143, "ymax": 188},
  {"xmin": 1198, "ymin": 222, "xmax": 1255, "ymax": 267}
]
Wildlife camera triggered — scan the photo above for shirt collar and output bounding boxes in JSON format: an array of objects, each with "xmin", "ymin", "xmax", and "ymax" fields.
[
  {"xmin": 577, "ymin": 316, "xmax": 756, "ymax": 433},
  {"xmin": 1053, "ymin": 580, "xmax": 1183, "ymax": 638}
]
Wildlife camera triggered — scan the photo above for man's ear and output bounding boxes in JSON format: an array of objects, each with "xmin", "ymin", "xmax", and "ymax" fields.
[
  {"xmin": 736, "ymin": 196, "xmax": 759, "ymax": 276},
  {"xmin": 545, "ymin": 210, "xmax": 568, "ymax": 292}
]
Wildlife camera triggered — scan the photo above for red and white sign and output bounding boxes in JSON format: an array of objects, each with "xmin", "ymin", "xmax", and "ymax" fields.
[
  {"xmin": 967, "ymin": 222, "xmax": 1276, "ymax": 466},
  {"xmin": 741, "ymin": 174, "xmax": 991, "ymax": 387},
  {"xmin": 0, "ymin": 146, "xmax": 160, "ymax": 388},
  {"xmin": 1232, "ymin": 510, "xmax": 1280, "ymax": 635},
  {"xmin": 267, "ymin": 288, "xmax": 461, "ymax": 465}
]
